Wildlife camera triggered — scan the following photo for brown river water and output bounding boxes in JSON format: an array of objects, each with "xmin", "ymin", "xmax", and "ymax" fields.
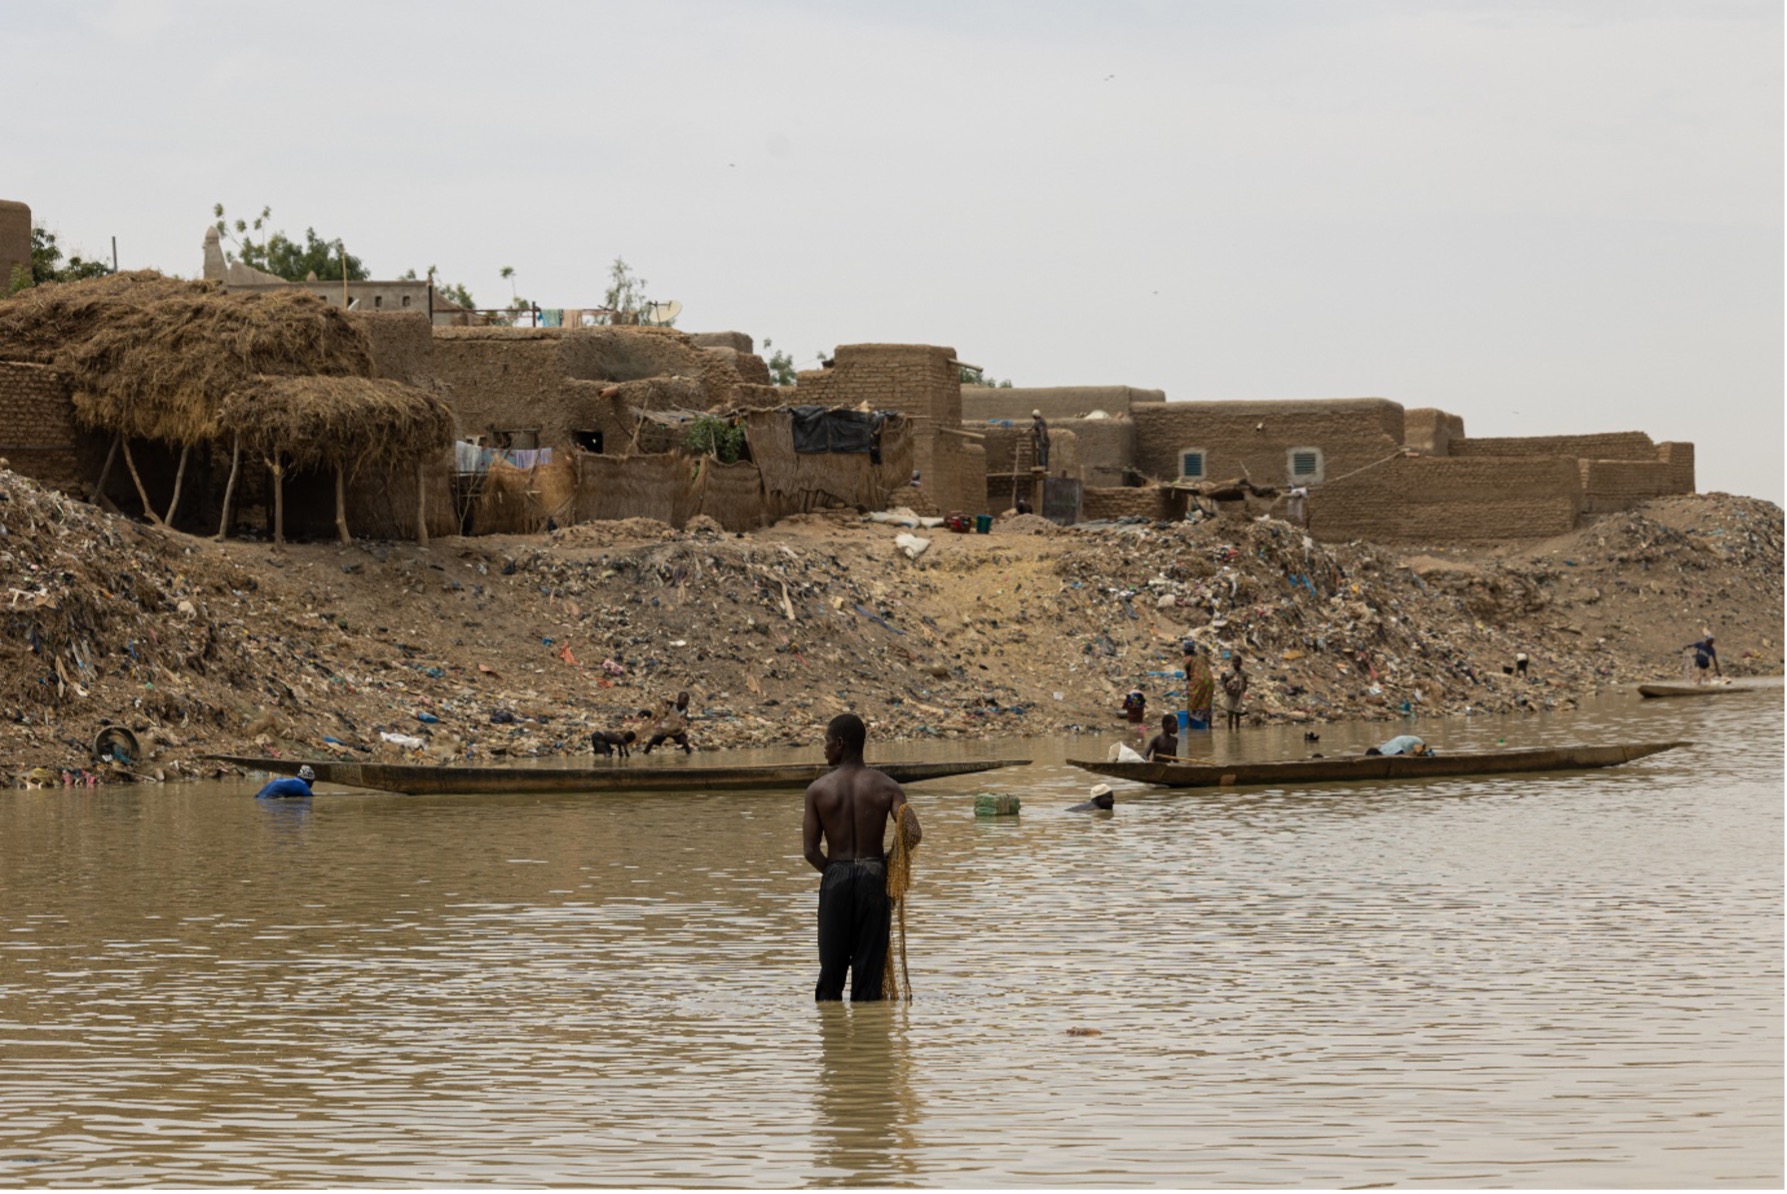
[{"xmin": 1, "ymin": 688, "xmax": 1779, "ymax": 1187}]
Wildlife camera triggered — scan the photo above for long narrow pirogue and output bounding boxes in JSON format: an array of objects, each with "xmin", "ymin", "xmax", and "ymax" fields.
[
  {"xmin": 1636, "ymin": 683, "xmax": 1760, "ymax": 699},
  {"xmin": 1069, "ymin": 741, "xmax": 1687, "ymax": 790},
  {"xmin": 207, "ymin": 755, "xmax": 1029, "ymax": 796}
]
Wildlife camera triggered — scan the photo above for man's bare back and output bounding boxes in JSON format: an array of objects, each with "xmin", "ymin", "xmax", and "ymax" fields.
[
  {"xmin": 803, "ymin": 713, "xmax": 922, "ymax": 1001},
  {"xmin": 804, "ymin": 763, "xmax": 910, "ymax": 870}
]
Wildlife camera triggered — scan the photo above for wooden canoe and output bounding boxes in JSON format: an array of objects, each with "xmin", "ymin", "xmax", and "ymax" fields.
[
  {"xmin": 1067, "ymin": 741, "xmax": 1688, "ymax": 790},
  {"xmin": 209, "ymin": 755, "xmax": 1030, "ymax": 796},
  {"xmin": 1637, "ymin": 682, "xmax": 1756, "ymax": 699}
]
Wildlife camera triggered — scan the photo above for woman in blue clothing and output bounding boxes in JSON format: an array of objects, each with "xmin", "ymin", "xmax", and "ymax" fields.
[{"xmin": 255, "ymin": 765, "xmax": 315, "ymax": 798}]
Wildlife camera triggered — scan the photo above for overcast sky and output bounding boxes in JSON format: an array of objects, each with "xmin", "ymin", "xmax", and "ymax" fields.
[{"xmin": 9, "ymin": 0, "xmax": 1782, "ymax": 502}]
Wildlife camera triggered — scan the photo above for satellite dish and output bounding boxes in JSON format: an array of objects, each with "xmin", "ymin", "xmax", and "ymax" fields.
[{"xmin": 645, "ymin": 300, "xmax": 683, "ymax": 326}]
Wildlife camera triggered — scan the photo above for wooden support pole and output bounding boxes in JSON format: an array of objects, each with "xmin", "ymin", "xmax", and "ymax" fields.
[
  {"xmin": 334, "ymin": 463, "xmax": 351, "ymax": 545},
  {"xmin": 271, "ymin": 457, "xmax": 285, "ymax": 549},
  {"xmin": 415, "ymin": 461, "xmax": 430, "ymax": 546},
  {"xmin": 216, "ymin": 434, "xmax": 241, "ymax": 539},
  {"xmin": 119, "ymin": 438, "xmax": 165, "ymax": 526},
  {"xmin": 94, "ymin": 431, "xmax": 121, "ymax": 506},
  {"xmin": 164, "ymin": 442, "xmax": 191, "ymax": 525}
]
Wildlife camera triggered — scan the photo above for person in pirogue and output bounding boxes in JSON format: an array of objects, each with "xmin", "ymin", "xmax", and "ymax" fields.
[
  {"xmin": 1682, "ymin": 632, "xmax": 1722, "ymax": 685},
  {"xmin": 803, "ymin": 713, "xmax": 921, "ymax": 1002}
]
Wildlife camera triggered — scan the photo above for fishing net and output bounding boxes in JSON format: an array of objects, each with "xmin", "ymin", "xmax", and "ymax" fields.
[{"xmin": 882, "ymin": 802, "xmax": 920, "ymax": 1002}]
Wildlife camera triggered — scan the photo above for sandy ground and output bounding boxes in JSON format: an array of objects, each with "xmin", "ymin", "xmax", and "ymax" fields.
[{"xmin": 0, "ymin": 466, "xmax": 1779, "ymax": 785}]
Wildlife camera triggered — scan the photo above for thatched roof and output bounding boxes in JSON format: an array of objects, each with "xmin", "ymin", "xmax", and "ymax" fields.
[
  {"xmin": 0, "ymin": 271, "xmax": 377, "ymax": 449},
  {"xmin": 0, "ymin": 271, "xmax": 214, "ymax": 363},
  {"xmin": 220, "ymin": 376, "xmax": 455, "ymax": 472}
]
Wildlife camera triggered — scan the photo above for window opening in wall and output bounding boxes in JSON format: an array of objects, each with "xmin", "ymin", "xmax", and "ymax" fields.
[
  {"xmin": 1179, "ymin": 449, "xmax": 1206, "ymax": 479},
  {"xmin": 401, "ymin": 294, "xmax": 411, "ymax": 307},
  {"xmin": 1287, "ymin": 447, "xmax": 1324, "ymax": 483},
  {"xmin": 373, "ymin": 295, "xmax": 383, "ymax": 308},
  {"xmin": 573, "ymin": 430, "xmax": 604, "ymax": 453}
]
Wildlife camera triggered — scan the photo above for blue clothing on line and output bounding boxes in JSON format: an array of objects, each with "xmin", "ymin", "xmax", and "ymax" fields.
[{"xmin": 255, "ymin": 777, "xmax": 314, "ymax": 799}]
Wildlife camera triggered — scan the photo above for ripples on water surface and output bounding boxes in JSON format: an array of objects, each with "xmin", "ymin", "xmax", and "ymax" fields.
[{"xmin": 0, "ymin": 692, "xmax": 1779, "ymax": 1186}]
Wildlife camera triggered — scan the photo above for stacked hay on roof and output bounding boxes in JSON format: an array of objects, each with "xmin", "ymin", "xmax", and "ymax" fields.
[{"xmin": 0, "ymin": 272, "xmax": 454, "ymax": 541}]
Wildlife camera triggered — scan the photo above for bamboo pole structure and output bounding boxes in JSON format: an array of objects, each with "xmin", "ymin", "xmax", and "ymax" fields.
[
  {"xmin": 119, "ymin": 438, "xmax": 165, "ymax": 526},
  {"xmin": 217, "ymin": 433, "xmax": 241, "ymax": 539},
  {"xmin": 164, "ymin": 443, "xmax": 191, "ymax": 525},
  {"xmin": 271, "ymin": 457, "xmax": 285, "ymax": 548},
  {"xmin": 415, "ymin": 460, "xmax": 430, "ymax": 546},
  {"xmin": 334, "ymin": 463, "xmax": 351, "ymax": 545},
  {"xmin": 93, "ymin": 431, "xmax": 121, "ymax": 506}
]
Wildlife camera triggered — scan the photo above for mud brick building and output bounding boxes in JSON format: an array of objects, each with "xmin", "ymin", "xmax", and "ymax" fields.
[
  {"xmin": 0, "ymin": 361, "xmax": 93, "ymax": 495},
  {"xmin": 961, "ymin": 385, "xmax": 1695, "ymax": 543},
  {"xmin": 795, "ymin": 344, "xmax": 986, "ymax": 517}
]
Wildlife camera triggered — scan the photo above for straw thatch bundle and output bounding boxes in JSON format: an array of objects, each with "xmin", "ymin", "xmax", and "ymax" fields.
[
  {"xmin": 0, "ymin": 271, "xmax": 214, "ymax": 365},
  {"xmin": 66, "ymin": 288, "xmax": 373, "ymax": 446},
  {"xmin": 691, "ymin": 457, "xmax": 767, "ymax": 531},
  {"xmin": 474, "ymin": 454, "xmax": 577, "ymax": 534},
  {"xmin": 574, "ymin": 451, "xmax": 695, "ymax": 527},
  {"xmin": 220, "ymin": 376, "xmax": 454, "ymax": 473}
]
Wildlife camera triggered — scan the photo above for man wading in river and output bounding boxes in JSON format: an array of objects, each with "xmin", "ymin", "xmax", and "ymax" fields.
[{"xmin": 803, "ymin": 713, "xmax": 921, "ymax": 1002}]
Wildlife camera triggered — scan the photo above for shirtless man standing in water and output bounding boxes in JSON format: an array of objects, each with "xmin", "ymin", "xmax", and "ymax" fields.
[{"xmin": 802, "ymin": 713, "xmax": 921, "ymax": 1002}]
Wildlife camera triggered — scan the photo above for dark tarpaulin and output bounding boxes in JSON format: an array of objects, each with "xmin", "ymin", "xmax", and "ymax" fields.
[{"xmin": 790, "ymin": 406, "xmax": 882, "ymax": 455}]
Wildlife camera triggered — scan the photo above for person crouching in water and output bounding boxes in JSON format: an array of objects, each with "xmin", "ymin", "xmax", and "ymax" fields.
[
  {"xmin": 1143, "ymin": 713, "xmax": 1180, "ymax": 762},
  {"xmin": 1118, "ymin": 688, "xmax": 1148, "ymax": 743},
  {"xmin": 256, "ymin": 765, "xmax": 315, "ymax": 799},
  {"xmin": 591, "ymin": 729, "xmax": 637, "ymax": 759},
  {"xmin": 642, "ymin": 691, "xmax": 694, "ymax": 753},
  {"xmin": 803, "ymin": 713, "xmax": 920, "ymax": 1002}
]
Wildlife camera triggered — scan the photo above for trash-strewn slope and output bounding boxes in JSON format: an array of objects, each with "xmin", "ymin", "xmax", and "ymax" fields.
[{"xmin": 0, "ymin": 464, "xmax": 1778, "ymax": 784}]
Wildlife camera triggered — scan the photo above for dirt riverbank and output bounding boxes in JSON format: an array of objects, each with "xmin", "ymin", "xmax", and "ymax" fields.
[{"xmin": 0, "ymin": 464, "xmax": 1779, "ymax": 785}]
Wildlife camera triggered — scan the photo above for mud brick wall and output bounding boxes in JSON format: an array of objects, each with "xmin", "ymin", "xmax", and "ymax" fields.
[
  {"xmin": 1311, "ymin": 455, "xmax": 1582, "ymax": 543},
  {"xmin": 962, "ymin": 385, "xmax": 1166, "ymax": 422},
  {"xmin": 0, "ymin": 361, "xmax": 96, "ymax": 496},
  {"xmin": 1450, "ymin": 431, "xmax": 1657, "ymax": 460},
  {"xmin": 1580, "ymin": 456, "xmax": 1695, "ymax": 513},
  {"xmin": 797, "ymin": 345, "xmax": 983, "ymax": 513},
  {"xmin": 1056, "ymin": 418, "xmax": 1134, "ymax": 487},
  {"xmin": 1657, "ymin": 442, "xmax": 1695, "ymax": 492},
  {"xmin": 797, "ymin": 344, "xmax": 961, "ymax": 423},
  {"xmin": 432, "ymin": 333, "xmax": 571, "ymax": 443},
  {"xmin": 351, "ymin": 311, "xmax": 436, "ymax": 384},
  {"xmin": 1132, "ymin": 398, "xmax": 1406, "ymax": 484},
  {"xmin": 1081, "ymin": 485, "xmax": 1170, "ymax": 522},
  {"xmin": 1403, "ymin": 407, "xmax": 1465, "ymax": 455},
  {"xmin": 918, "ymin": 432, "xmax": 986, "ymax": 515},
  {"xmin": 0, "ymin": 200, "xmax": 29, "ymax": 291}
]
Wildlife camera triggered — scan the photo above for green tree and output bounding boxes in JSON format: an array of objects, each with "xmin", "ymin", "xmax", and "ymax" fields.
[
  {"xmin": 401, "ymin": 266, "xmax": 476, "ymax": 310},
  {"xmin": 8, "ymin": 226, "xmax": 114, "ymax": 293},
  {"xmin": 212, "ymin": 203, "xmax": 369, "ymax": 281},
  {"xmin": 684, "ymin": 414, "xmax": 745, "ymax": 463},
  {"xmin": 604, "ymin": 256, "xmax": 651, "ymax": 324},
  {"xmin": 761, "ymin": 338, "xmax": 798, "ymax": 386},
  {"xmin": 960, "ymin": 365, "xmax": 1013, "ymax": 388}
]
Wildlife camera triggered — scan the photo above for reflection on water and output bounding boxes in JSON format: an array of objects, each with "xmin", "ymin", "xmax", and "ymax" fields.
[{"xmin": 0, "ymin": 689, "xmax": 1779, "ymax": 1185}]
